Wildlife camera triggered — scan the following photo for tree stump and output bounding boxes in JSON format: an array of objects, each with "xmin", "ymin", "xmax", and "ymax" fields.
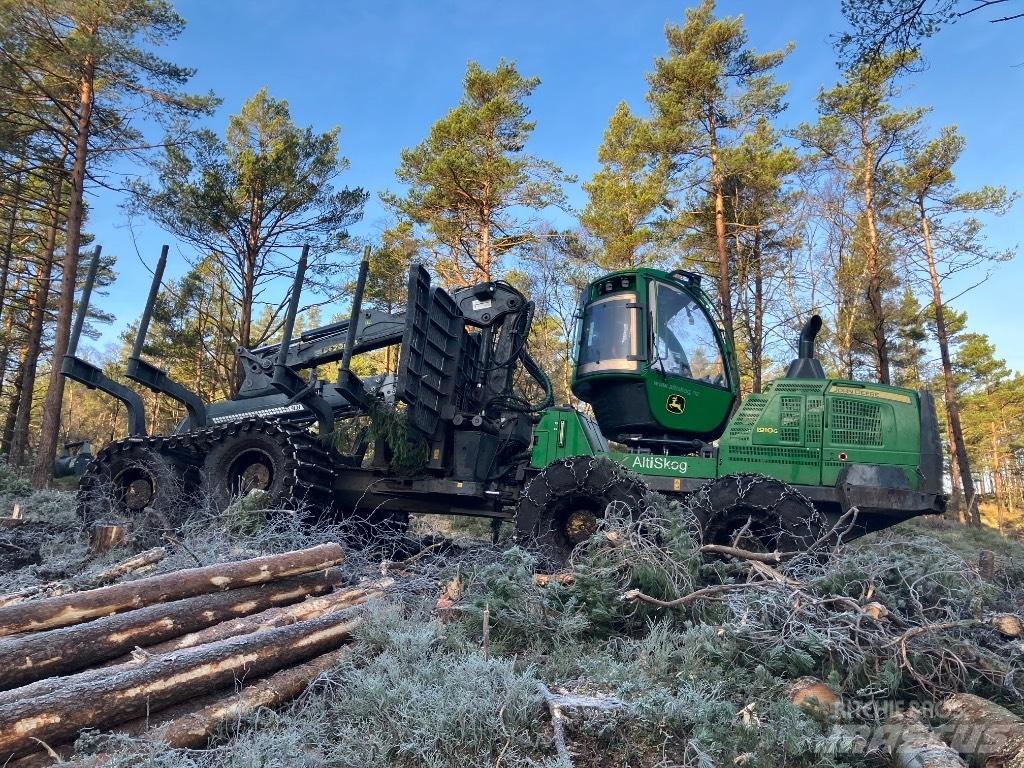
[{"xmin": 89, "ymin": 524, "xmax": 125, "ymax": 553}]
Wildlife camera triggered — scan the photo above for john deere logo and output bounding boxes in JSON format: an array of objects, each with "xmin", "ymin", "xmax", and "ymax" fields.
[{"xmin": 665, "ymin": 394, "xmax": 686, "ymax": 414}]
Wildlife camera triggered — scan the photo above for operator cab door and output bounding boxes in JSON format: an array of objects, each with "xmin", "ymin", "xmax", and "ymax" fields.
[{"xmin": 646, "ymin": 277, "xmax": 737, "ymax": 440}]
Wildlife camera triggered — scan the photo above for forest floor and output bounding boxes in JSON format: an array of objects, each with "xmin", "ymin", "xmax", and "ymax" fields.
[{"xmin": 1, "ymin": 465, "xmax": 1023, "ymax": 768}]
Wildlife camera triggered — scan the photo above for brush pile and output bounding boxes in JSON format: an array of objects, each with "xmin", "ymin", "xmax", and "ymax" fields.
[{"xmin": 0, "ymin": 542, "xmax": 387, "ymax": 766}]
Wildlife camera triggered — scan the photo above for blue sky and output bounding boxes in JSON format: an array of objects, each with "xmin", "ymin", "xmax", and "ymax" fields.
[{"xmin": 88, "ymin": 0, "xmax": 1024, "ymax": 371}]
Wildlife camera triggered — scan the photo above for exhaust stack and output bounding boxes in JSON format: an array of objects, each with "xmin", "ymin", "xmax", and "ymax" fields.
[{"xmin": 785, "ymin": 314, "xmax": 825, "ymax": 380}]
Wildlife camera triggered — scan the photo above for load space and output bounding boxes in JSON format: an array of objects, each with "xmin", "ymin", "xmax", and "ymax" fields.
[{"xmin": 62, "ymin": 247, "xmax": 945, "ymax": 564}]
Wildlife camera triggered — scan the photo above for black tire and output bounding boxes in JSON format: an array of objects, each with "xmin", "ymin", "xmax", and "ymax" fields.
[
  {"xmin": 696, "ymin": 474, "xmax": 827, "ymax": 553},
  {"xmin": 200, "ymin": 419, "xmax": 334, "ymax": 515},
  {"xmin": 515, "ymin": 456, "xmax": 648, "ymax": 567},
  {"xmin": 78, "ymin": 438, "xmax": 192, "ymax": 528}
]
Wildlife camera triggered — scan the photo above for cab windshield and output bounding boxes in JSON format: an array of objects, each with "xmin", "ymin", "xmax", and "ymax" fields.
[
  {"xmin": 577, "ymin": 293, "xmax": 638, "ymax": 375},
  {"xmin": 652, "ymin": 281, "xmax": 727, "ymax": 388}
]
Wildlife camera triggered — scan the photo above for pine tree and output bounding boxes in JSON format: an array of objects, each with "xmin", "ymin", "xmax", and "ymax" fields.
[
  {"xmin": 1, "ymin": 0, "xmax": 216, "ymax": 486},
  {"xmin": 897, "ymin": 125, "xmax": 1016, "ymax": 525},
  {"xmin": 646, "ymin": 0, "xmax": 792, "ymax": 348},
  {"xmin": 132, "ymin": 88, "xmax": 367, "ymax": 395},
  {"xmin": 383, "ymin": 60, "xmax": 570, "ymax": 287},
  {"xmin": 720, "ymin": 118, "xmax": 801, "ymax": 392},
  {"xmin": 796, "ymin": 51, "xmax": 925, "ymax": 385},
  {"xmin": 363, "ymin": 221, "xmax": 420, "ymax": 375},
  {"xmin": 365, "ymin": 222, "xmax": 419, "ymax": 314},
  {"xmin": 955, "ymin": 334, "xmax": 1024, "ymax": 530},
  {"xmin": 581, "ymin": 102, "xmax": 670, "ymax": 270}
]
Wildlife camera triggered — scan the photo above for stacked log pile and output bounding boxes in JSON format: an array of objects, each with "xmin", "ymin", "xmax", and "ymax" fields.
[{"xmin": 0, "ymin": 543, "xmax": 387, "ymax": 765}]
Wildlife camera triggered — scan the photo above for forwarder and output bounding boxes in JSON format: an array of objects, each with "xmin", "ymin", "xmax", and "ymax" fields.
[{"xmin": 64, "ymin": 245, "xmax": 944, "ymax": 561}]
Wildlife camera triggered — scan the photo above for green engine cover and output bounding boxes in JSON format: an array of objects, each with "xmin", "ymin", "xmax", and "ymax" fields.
[
  {"xmin": 716, "ymin": 378, "xmax": 922, "ymax": 489},
  {"xmin": 530, "ymin": 377, "xmax": 926, "ymax": 492}
]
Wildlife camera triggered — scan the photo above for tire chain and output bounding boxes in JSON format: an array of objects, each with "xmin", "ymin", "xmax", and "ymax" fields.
[
  {"xmin": 688, "ymin": 472, "xmax": 827, "ymax": 547},
  {"xmin": 519, "ymin": 462, "xmax": 827, "ymax": 550},
  {"xmin": 517, "ymin": 455, "xmax": 655, "ymax": 533},
  {"xmin": 79, "ymin": 417, "xmax": 338, "ymax": 515}
]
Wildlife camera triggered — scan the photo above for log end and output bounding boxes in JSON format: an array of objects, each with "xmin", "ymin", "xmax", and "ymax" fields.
[{"xmin": 787, "ymin": 677, "xmax": 841, "ymax": 716}]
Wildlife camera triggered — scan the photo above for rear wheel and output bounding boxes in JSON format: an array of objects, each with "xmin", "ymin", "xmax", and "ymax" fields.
[
  {"xmin": 695, "ymin": 474, "xmax": 827, "ymax": 553},
  {"xmin": 78, "ymin": 438, "xmax": 192, "ymax": 528},
  {"xmin": 515, "ymin": 456, "xmax": 648, "ymax": 566}
]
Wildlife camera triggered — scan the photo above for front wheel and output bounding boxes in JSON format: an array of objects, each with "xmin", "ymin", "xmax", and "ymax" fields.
[{"xmin": 515, "ymin": 456, "xmax": 648, "ymax": 567}]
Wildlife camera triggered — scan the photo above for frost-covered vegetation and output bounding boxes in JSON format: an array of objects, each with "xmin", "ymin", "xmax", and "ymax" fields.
[{"xmin": 2, "ymin": 478, "xmax": 1022, "ymax": 768}]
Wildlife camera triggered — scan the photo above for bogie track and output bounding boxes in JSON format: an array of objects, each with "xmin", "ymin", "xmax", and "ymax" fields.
[{"xmin": 78, "ymin": 418, "xmax": 338, "ymax": 523}]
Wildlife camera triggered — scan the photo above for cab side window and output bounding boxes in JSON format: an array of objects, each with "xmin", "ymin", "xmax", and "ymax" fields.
[{"xmin": 653, "ymin": 282, "xmax": 726, "ymax": 387}]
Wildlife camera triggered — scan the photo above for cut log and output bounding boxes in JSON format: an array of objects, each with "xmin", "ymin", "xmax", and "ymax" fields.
[
  {"xmin": 0, "ymin": 582, "xmax": 383, "ymax": 709},
  {"xmin": 0, "ymin": 609, "xmax": 362, "ymax": 760},
  {"xmin": 89, "ymin": 524, "xmax": 125, "ymax": 553},
  {"xmin": 889, "ymin": 709, "xmax": 969, "ymax": 768},
  {"xmin": 6, "ymin": 746, "xmax": 73, "ymax": 768},
  {"xmin": 129, "ymin": 645, "xmax": 353, "ymax": 747},
  {"xmin": 0, "ymin": 542, "xmax": 343, "ymax": 637},
  {"xmin": 10, "ymin": 646, "xmax": 357, "ymax": 767},
  {"xmin": 533, "ymin": 572, "xmax": 576, "ymax": 587},
  {"xmin": 135, "ymin": 581, "xmax": 384, "ymax": 658},
  {"xmin": 787, "ymin": 677, "xmax": 841, "ymax": 716},
  {"xmin": 862, "ymin": 601, "xmax": 889, "ymax": 620},
  {"xmin": 436, "ymin": 574, "xmax": 463, "ymax": 621},
  {"xmin": 940, "ymin": 693, "xmax": 1024, "ymax": 768},
  {"xmin": 0, "ymin": 548, "xmax": 168, "ymax": 609},
  {"xmin": 989, "ymin": 614, "xmax": 1022, "ymax": 639},
  {"xmin": 2, "ymin": 549, "xmax": 168, "ymax": 606},
  {"xmin": 0, "ymin": 569, "xmax": 339, "ymax": 691}
]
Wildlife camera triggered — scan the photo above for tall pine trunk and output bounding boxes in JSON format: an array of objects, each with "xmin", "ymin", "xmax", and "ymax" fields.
[
  {"xmin": 990, "ymin": 420, "xmax": 1004, "ymax": 532},
  {"xmin": 0, "ymin": 357, "xmax": 25, "ymax": 455},
  {"xmin": 0, "ymin": 155, "xmax": 25, "ymax": 325},
  {"xmin": 861, "ymin": 138, "xmax": 890, "ymax": 384},
  {"xmin": 9, "ymin": 170, "xmax": 65, "ymax": 467},
  {"xmin": 751, "ymin": 229, "xmax": 764, "ymax": 394},
  {"xmin": 918, "ymin": 203, "xmax": 979, "ymax": 526},
  {"xmin": 709, "ymin": 112, "xmax": 735, "ymax": 348},
  {"xmin": 31, "ymin": 51, "xmax": 95, "ymax": 488},
  {"xmin": 0, "ymin": 268, "xmax": 24, "ymax": 396}
]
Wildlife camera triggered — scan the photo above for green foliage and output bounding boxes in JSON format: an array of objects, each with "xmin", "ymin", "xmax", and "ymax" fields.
[
  {"xmin": 454, "ymin": 547, "xmax": 591, "ymax": 657},
  {"xmin": 131, "ymin": 88, "xmax": 367, "ymax": 392},
  {"xmin": 365, "ymin": 221, "xmax": 419, "ymax": 313},
  {"xmin": 836, "ymin": 0, "xmax": 990, "ymax": 66},
  {"xmin": 644, "ymin": 0, "xmax": 793, "ymax": 347},
  {"xmin": 219, "ymin": 489, "xmax": 270, "ymax": 535},
  {"xmin": 365, "ymin": 396, "xmax": 428, "ymax": 476},
  {"xmin": 383, "ymin": 60, "xmax": 571, "ymax": 286},
  {"xmin": 581, "ymin": 102, "xmax": 670, "ymax": 269}
]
